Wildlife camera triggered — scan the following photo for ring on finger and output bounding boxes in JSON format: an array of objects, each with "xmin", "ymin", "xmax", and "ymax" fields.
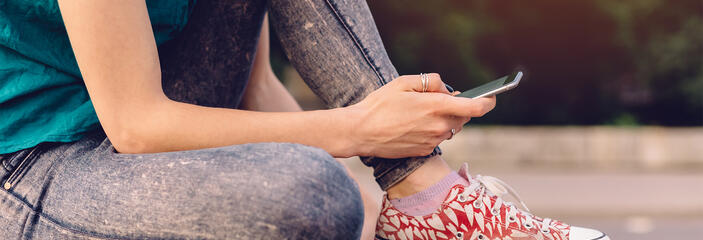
[
  {"xmin": 420, "ymin": 73, "xmax": 428, "ymax": 93},
  {"xmin": 447, "ymin": 128, "xmax": 456, "ymax": 140}
]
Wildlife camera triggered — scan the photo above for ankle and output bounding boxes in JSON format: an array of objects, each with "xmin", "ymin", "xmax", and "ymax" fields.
[{"xmin": 386, "ymin": 155, "xmax": 452, "ymax": 199}]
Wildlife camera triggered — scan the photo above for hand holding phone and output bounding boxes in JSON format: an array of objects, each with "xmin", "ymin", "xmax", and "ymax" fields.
[{"xmin": 455, "ymin": 71, "xmax": 523, "ymax": 99}]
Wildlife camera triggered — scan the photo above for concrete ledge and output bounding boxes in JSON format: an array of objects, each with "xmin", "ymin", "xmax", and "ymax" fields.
[{"xmin": 439, "ymin": 126, "xmax": 703, "ymax": 172}]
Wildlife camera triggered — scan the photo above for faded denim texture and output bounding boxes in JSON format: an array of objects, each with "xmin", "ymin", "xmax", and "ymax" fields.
[
  {"xmin": 1, "ymin": 0, "xmax": 440, "ymax": 238},
  {"xmin": 158, "ymin": 0, "xmax": 440, "ymax": 191},
  {"xmin": 0, "ymin": 131, "xmax": 363, "ymax": 239}
]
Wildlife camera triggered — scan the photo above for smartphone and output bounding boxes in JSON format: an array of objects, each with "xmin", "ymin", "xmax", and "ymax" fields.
[{"xmin": 455, "ymin": 71, "xmax": 523, "ymax": 99}]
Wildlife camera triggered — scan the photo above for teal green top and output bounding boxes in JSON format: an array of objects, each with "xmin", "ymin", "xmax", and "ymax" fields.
[{"xmin": 0, "ymin": 0, "xmax": 195, "ymax": 154}]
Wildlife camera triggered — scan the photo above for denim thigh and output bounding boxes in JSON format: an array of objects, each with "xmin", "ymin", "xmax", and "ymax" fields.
[{"xmin": 0, "ymin": 131, "xmax": 363, "ymax": 239}]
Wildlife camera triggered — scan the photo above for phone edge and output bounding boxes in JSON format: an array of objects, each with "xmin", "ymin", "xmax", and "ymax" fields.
[{"xmin": 470, "ymin": 71, "xmax": 523, "ymax": 99}]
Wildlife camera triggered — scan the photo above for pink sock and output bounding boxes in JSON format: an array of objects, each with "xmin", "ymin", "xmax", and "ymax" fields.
[{"xmin": 390, "ymin": 172, "xmax": 470, "ymax": 216}]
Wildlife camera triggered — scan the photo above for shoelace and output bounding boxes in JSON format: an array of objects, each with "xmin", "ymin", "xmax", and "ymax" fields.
[
  {"xmin": 467, "ymin": 175, "xmax": 556, "ymax": 233},
  {"xmin": 475, "ymin": 175, "xmax": 530, "ymax": 212}
]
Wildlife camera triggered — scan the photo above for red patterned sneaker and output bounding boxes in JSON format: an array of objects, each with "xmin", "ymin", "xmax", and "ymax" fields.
[{"xmin": 375, "ymin": 163, "xmax": 609, "ymax": 240}]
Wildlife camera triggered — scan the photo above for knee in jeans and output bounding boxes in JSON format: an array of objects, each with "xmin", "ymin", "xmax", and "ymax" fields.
[
  {"xmin": 206, "ymin": 143, "xmax": 364, "ymax": 236},
  {"xmin": 275, "ymin": 144, "xmax": 365, "ymax": 236}
]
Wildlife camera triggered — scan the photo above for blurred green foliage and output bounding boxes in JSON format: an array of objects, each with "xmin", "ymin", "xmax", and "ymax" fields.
[{"xmin": 272, "ymin": 0, "xmax": 703, "ymax": 126}]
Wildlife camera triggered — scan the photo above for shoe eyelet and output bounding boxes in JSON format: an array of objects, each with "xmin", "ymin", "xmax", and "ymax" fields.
[
  {"xmin": 524, "ymin": 222, "xmax": 533, "ymax": 229},
  {"xmin": 508, "ymin": 216, "xmax": 517, "ymax": 222},
  {"xmin": 477, "ymin": 234, "xmax": 486, "ymax": 239},
  {"xmin": 491, "ymin": 208, "xmax": 499, "ymax": 215},
  {"xmin": 541, "ymin": 228, "xmax": 550, "ymax": 234},
  {"xmin": 456, "ymin": 232, "xmax": 464, "ymax": 238},
  {"xmin": 473, "ymin": 200, "xmax": 483, "ymax": 208},
  {"xmin": 457, "ymin": 194, "xmax": 467, "ymax": 203}
]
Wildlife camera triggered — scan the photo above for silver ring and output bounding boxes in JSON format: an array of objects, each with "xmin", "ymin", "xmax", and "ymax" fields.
[
  {"xmin": 420, "ymin": 73, "xmax": 425, "ymax": 92},
  {"xmin": 448, "ymin": 128, "xmax": 456, "ymax": 140},
  {"xmin": 420, "ymin": 73, "xmax": 428, "ymax": 93}
]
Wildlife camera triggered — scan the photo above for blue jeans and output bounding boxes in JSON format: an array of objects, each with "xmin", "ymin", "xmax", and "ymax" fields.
[
  {"xmin": 0, "ymin": 0, "xmax": 439, "ymax": 238},
  {"xmin": 0, "ymin": 132, "xmax": 363, "ymax": 239}
]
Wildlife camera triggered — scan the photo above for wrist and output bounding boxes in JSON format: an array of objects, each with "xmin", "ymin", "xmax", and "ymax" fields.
[{"xmin": 331, "ymin": 106, "xmax": 369, "ymax": 157}]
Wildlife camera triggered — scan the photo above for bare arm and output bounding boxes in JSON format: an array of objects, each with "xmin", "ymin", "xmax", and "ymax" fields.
[
  {"xmin": 240, "ymin": 16, "xmax": 302, "ymax": 112},
  {"xmin": 58, "ymin": 0, "xmax": 495, "ymax": 157},
  {"xmin": 59, "ymin": 0, "xmax": 353, "ymax": 155}
]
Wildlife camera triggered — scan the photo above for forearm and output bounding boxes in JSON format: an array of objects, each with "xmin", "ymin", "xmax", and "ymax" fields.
[
  {"xmin": 58, "ymin": 1, "xmax": 490, "ymax": 160},
  {"xmin": 116, "ymin": 98, "xmax": 357, "ymax": 157}
]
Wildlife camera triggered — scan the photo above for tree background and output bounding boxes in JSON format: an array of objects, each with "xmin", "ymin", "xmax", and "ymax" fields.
[{"xmin": 271, "ymin": 0, "xmax": 703, "ymax": 126}]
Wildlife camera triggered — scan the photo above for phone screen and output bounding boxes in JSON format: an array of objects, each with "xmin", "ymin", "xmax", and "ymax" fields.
[{"xmin": 455, "ymin": 71, "xmax": 522, "ymax": 99}]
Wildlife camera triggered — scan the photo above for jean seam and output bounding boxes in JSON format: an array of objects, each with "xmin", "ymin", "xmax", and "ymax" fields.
[
  {"xmin": 36, "ymin": 214, "xmax": 210, "ymax": 240},
  {"xmin": 8, "ymin": 139, "xmax": 207, "ymax": 240},
  {"xmin": 2, "ymin": 157, "xmax": 11, "ymax": 171},
  {"xmin": 4, "ymin": 145, "xmax": 44, "ymax": 191},
  {"xmin": 33, "ymin": 216, "xmax": 119, "ymax": 240},
  {"xmin": 323, "ymin": 0, "xmax": 387, "ymax": 87},
  {"xmin": 0, "ymin": 184, "xmax": 114, "ymax": 239},
  {"xmin": 17, "ymin": 143, "xmax": 77, "ymax": 238},
  {"xmin": 373, "ymin": 160, "xmax": 406, "ymax": 183},
  {"xmin": 6, "ymin": 182, "xmax": 183, "ymax": 240}
]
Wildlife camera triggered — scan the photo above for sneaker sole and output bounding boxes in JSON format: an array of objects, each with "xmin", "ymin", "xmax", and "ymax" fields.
[{"xmin": 594, "ymin": 232, "xmax": 611, "ymax": 240}]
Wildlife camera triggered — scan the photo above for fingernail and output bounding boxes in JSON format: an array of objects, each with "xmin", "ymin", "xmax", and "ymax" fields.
[{"xmin": 445, "ymin": 84, "xmax": 454, "ymax": 92}]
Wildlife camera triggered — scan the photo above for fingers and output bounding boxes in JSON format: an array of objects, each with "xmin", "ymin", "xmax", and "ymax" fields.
[
  {"xmin": 433, "ymin": 94, "xmax": 497, "ymax": 117},
  {"xmin": 421, "ymin": 117, "xmax": 464, "ymax": 150},
  {"xmin": 438, "ymin": 130, "xmax": 453, "ymax": 141},
  {"xmin": 436, "ymin": 117, "xmax": 465, "ymax": 140},
  {"xmin": 423, "ymin": 73, "xmax": 451, "ymax": 94},
  {"xmin": 391, "ymin": 73, "xmax": 451, "ymax": 94}
]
